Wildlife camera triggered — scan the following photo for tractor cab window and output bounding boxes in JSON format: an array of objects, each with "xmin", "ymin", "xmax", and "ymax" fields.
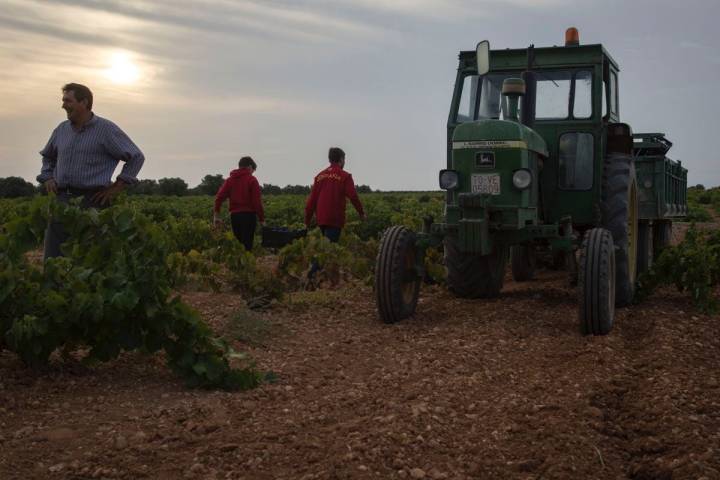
[
  {"xmin": 558, "ymin": 132, "xmax": 594, "ymax": 190},
  {"xmin": 573, "ymin": 71, "xmax": 592, "ymax": 118},
  {"xmin": 455, "ymin": 73, "xmax": 519, "ymax": 123},
  {"xmin": 603, "ymin": 70, "xmax": 619, "ymax": 119},
  {"xmin": 536, "ymin": 72, "xmax": 571, "ymax": 119},
  {"xmin": 454, "ymin": 70, "xmax": 592, "ymax": 123},
  {"xmin": 457, "ymin": 75, "xmax": 479, "ymax": 122},
  {"xmin": 478, "ymin": 74, "xmax": 512, "ymax": 119},
  {"xmin": 535, "ymin": 70, "xmax": 593, "ymax": 120}
]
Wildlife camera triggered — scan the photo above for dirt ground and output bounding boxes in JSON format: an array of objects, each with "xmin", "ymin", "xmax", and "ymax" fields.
[{"xmin": 2, "ymin": 227, "xmax": 720, "ymax": 479}]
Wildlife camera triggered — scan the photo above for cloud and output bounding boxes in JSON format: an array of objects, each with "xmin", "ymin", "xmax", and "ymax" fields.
[
  {"xmin": 146, "ymin": 93, "xmax": 338, "ymax": 116},
  {"xmin": 0, "ymin": 13, "xmax": 114, "ymax": 46},
  {"xmin": 34, "ymin": 0, "xmax": 392, "ymax": 45},
  {"xmin": 302, "ymin": 0, "xmax": 573, "ymax": 20}
]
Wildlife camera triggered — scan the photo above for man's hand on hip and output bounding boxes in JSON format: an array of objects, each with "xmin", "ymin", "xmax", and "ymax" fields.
[
  {"xmin": 44, "ymin": 179, "xmax": 58, "ymax": 194},
  {"xmin": 92, "ymin": 180, "xmax": 126, "ymax": 206}
]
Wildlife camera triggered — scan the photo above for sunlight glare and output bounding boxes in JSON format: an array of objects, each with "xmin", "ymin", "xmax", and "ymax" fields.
[{"xmin": 104, "ymin": 52, "xmax": 141, "ymax": 85}]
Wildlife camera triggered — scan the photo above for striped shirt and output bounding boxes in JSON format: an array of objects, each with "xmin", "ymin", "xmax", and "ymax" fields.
[{"xmin": 37, "ymin": 114, "xmax": 145, "ymax": 188}]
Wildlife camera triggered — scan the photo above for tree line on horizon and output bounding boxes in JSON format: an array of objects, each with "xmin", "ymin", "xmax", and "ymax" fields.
[{"xmin": 0, "ymin": 175, "xmax": 374, "ymax": 198}]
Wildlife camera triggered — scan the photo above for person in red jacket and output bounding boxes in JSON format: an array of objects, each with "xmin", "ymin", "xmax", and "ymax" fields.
[
  {"xmin": 305, "ymin": 147, "xmax": 366, "ymax": 242},
  {"xmin": 213, "ymin": 156, "xmax": 265, "ymax": 251},
  {"xmin": 304, "ymin": 147, "xmax": 366, "ymax": 284}
]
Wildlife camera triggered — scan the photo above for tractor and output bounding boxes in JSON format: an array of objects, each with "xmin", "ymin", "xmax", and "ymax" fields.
[{"xmin": 375, "ymin": 28, "xmax": 687, "ymax": 334}]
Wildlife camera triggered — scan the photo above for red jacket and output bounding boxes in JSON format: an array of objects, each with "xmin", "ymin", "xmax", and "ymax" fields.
[
  {"xmin": 305, "ymin": 164, "xmax": 364, "ymax": 228},
  {"xmin": 214, "ymin": 168, "xmax": 265, "ymax": 222}
]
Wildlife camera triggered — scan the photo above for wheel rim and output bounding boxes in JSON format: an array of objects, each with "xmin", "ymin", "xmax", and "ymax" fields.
[
  {"xmin": 401, "ymin": 247, "xmax": 417, "ymax": 305},
  {"xmin": 627, "ymin": 178, "xmax": 638, "ymax": 283}
]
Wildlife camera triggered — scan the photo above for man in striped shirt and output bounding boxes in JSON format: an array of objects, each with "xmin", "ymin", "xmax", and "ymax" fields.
[{"xmin": 37, "ymin": 83, "xmax": 145, "ymax": 260}]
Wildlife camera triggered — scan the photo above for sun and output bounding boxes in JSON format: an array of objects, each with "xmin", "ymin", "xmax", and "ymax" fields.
[{"xmin": 104, "ymin": 52, "xmax": 141, "ymax": 85}]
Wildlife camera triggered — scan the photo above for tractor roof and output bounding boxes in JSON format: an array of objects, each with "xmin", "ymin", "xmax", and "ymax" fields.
[{"xmin": 459, "ymin": 44, "xmax": 619, "ymax": 72}]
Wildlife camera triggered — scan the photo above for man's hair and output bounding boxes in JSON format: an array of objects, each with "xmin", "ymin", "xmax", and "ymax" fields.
[
  {"xmin": 328, "ymin": 147, "xmax": 345, "ymax": 164},
  {"xmin": 62, "ymin": 83, "xmax": 93, "ymax": 110},
  {"xmin": 238, "ymin": 156, "xmax": 257, "ymax": 170}
]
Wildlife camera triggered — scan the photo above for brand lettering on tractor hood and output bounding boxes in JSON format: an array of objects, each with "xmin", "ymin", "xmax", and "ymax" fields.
[{"xmin": 453, "ymin": 140, "xmax": 528, "ymax": 149}]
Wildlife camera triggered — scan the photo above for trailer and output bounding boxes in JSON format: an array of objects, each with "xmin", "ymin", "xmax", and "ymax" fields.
[{"xmin": 633, "ymin": 133, "xmax": 687, "ymax": 271}]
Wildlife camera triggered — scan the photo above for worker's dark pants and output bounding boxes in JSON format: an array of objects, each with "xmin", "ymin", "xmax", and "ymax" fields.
[
  {"xmin": 308, "ymin": 226, "xmax": 342, "ymax": 278},
  {"xmin": 230, "ymin": 212, "xmax": 258, "ymax": 252},
  {"xmin": 43, "ymin": 188, "xmax": 105, "ymax": 261}
]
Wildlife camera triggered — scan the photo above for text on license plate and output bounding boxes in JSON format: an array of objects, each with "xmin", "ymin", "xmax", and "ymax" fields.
[{"xmin": 471, "ymin": 174, "xmax": 501, "ymax": 195}]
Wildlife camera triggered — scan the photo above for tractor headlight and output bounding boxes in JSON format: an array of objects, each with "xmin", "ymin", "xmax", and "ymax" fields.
[
  {"xmin": 439, "ymin": 170, "xmax": 459, "ymax": 190},
  {"xmin": 512, "ymin": 169, "xmax": 532, "ymax": 190}
]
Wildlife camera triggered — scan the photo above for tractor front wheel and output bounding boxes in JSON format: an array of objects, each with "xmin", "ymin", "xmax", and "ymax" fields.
[
  {"xmin": 375, "ymin": 226, "xmax": 421, "ymax": 324},
  {"xmin": 579, "ymin": 228, "xmax": 616, "ymax": 335},
  {"xmin": 445, "ymin": 236, "xmax": 508, "ymax": 298}
]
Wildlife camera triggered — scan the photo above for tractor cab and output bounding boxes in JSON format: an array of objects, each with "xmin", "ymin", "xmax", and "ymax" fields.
[{"xmin": 447, "ymin": 28, "xmax": 623, "ymax": 228}]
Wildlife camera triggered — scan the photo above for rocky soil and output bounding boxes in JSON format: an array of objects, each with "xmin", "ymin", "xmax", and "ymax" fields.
[{"xmin": 1, "ymin": 227, "xmax": 719, "ymax": 479}]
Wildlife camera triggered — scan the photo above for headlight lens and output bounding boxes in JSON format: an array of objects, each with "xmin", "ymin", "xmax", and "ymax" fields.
[
  {"xmin": 439, "ymin": 170, "xmax": 459, "ymax": 190},
  {"xmin": 512, "ymin": 169, "xmax": 532, "ymax": 190}
]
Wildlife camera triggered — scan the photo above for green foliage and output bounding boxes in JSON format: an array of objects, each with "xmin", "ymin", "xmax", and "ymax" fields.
[
  {"xmin": 686, "ymin": 204, "xmax": 712, "ymax": 222},
  {"xmin": 262, "ymin": 184, "xmax": 312, "ymax": 195},
  {"xmin": 128, "ymin": 179, "xmax": 159, "ymax": 195},
  {"xmin": 211, "ymin": 234, "xmax": 284, "ymax": 299},
  {"xmin": 0, "ymin": 177, "xmax": 36, "ymax": 198},
  {"xmin": 157, "ymin": 177, "xmax": 189, "ymax": 196},
  {"xmin": 424, "ymin": 245, "xmax": 447, "ymax": 284},
  {"xmin": 197, "ymin": 174, "xmax": 225, "ymax": 196},
  {"xmin": 0, "ymin": 197, "xmax": 260, "ymax": 390},
  {"xmin": 637, "ymin": 225, "xmax": 720, "ymax": 313},
  {"xmin": 1, "ymin": 191, "xmax": 445, "ymax": 286},
  {"xmin": 277, "ymin": 229, "xmax": 377, "ymax": 284},
  {"xmin": 688, "ymin": 185, "xmax": 720, "ymax": 216},
  {"xmin": 164, "ymin": 217, "xmax": 218, "ymax": 253},
  {"xmin": 167, "ymin": 249, "xmax": 222, "ymax": 291}
]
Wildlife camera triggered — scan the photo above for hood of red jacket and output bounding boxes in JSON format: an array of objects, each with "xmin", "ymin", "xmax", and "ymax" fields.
[{"xmin": 229, "ymin": 168, "xmax": 252, "ymax": 178}]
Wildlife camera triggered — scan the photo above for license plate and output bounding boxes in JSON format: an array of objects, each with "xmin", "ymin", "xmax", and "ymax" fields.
[{"xmin": 471, "ymin": 174, "xmax": 501, "ymax": 195}]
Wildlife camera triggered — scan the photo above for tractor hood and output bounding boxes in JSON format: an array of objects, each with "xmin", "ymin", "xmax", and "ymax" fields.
[{"xmin": 452, "ymin": 120, "xmax": 548, "ymax": 157}]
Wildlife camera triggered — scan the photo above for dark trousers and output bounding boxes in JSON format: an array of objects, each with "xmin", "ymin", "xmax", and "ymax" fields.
[
  {"xmin": 320, "ymin": 226, "xmax": 341, "ymax": 243},
  {"xmin": 230, "ymin": 212, "xmax": 257, "ymax": 251},
  {"xmin": 308, "ymin": 226, "xmax": 342, "ymax": 277},
  {"xmin": 43, "ymin": 189, "xmax": 105, "ymax": 261}
]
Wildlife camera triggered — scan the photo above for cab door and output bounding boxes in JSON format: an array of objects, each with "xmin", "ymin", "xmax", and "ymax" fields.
[{"xmin": 531, "ymin": 68, "xmax": 602, "ymax": 226}]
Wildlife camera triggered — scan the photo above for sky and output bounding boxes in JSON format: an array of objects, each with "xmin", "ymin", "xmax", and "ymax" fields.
[{"xmin": 0, "ymin": 0, "xmax": 718, "ymax": 190}]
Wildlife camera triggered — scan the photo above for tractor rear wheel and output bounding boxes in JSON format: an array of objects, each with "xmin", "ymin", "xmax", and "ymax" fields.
[
  {"xmin": 653, "ymin": 221, "xmax": 672, "ymax": 260},
  {"xmin": 375, "ymin": 226, "xmax": 421, "ymax": 324},
  {"xmin": 601, "ymin": 153, "xmax": 639, "ymax": 306},
  {"xmin": 579, "ymin": 228, "xmax": 616, "ymax": 335},
  {"xmin": 445, "ymin": 236, "xmax": 508, "ymax": 298},
  {"xmin": 511, "ymin": 245, "xmax": 536, "ymax": 281}
]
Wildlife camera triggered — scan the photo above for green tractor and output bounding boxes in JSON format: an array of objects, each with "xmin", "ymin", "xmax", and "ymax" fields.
[{"xmin": 375, "ymin": 28, "xmax": 688, "ymax": 334}]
